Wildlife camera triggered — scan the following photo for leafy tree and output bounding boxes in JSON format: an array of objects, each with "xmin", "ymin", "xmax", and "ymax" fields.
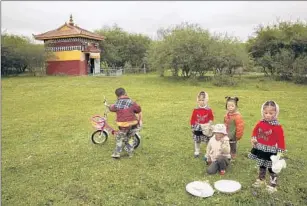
[
  {"xmin": 147, "ymin": 23, "xmax": 249, "ymax": 79},
  {"xmin": 1, "ymin": 34, "xmax": 50, "ymax": 76},
  {"xmin": 292, "ymin": 54, "xmax": 307, "ymax": 84},
  {"xmin": 95, "ymin": 25, "xmax": 151, "ymax": 68},
  {"xmin": 247, "ymin": 19, "xmax": 307, "ymax": 83}
]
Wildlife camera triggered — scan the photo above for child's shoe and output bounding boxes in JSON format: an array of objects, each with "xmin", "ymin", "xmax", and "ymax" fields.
[
  {"xmin": 220, "ymin": 170, "xmax": 226, "ymax": 175},
  {"xmin": 266, "ymin": 185, "xmax": 277, "ymax": 193},
  {"xmin": 111, "ymin": 153, "xmax": 120, "ymax": 158},
  {"xmin": 252, "ymin": 179, "xmax": 266, "ymax": 188},
  {"xmin": 194, "ymin": 154, "xmax": 199, "ymax": 158},
  {"xmin": 269, "ymin": 174, "xmax": 277, "ymax": 187}
]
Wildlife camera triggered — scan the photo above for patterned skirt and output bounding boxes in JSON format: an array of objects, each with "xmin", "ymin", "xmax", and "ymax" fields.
[
  {"xmin": 193, "ymin": 130, "xmax": 211, "ymax": 144},
  {"xmin": 248, "ymin": 147, "xmax": 277, "ymax": 168}
]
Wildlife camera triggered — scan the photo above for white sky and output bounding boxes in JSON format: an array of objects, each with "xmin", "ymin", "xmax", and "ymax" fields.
[{"xmin": 2, "ymin": 1, "xmax": 307, "ymax": 42}]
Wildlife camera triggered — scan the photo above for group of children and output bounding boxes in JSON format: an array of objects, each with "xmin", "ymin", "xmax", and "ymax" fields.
[
  {"xmin": 190, "ymin": 91, "xmax": 286, "ymax": 193},
  {"xmin": 105, "ymin": 88, "xmax": 286, "ymax": 193}
]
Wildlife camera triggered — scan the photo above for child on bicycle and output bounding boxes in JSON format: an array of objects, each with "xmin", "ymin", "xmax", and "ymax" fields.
[
  {"xmin": 190, "ymin": 91, "xmax": 214, "ymax": 158},
  {"xmin": 107, "ymin": 88, "xmax": 142, "ymax": 159}
]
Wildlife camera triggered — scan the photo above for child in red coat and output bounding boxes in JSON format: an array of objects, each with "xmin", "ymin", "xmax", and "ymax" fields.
[
  {"xmin": 190, "ymin": 91, "xmax": 214, "ymax": 158},
  {"xmin": 248, "ymin": 100, "xmax": 285, "ymax": 193}
]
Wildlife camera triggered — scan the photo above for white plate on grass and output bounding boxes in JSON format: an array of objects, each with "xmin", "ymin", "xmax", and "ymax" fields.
[
  {"xmin": 214, "ymin": 180, "xmax": 241, "ymax": 193},
  {"xmin": 186, "ymin": 181, "xmax": 214, "ymax": 198}
]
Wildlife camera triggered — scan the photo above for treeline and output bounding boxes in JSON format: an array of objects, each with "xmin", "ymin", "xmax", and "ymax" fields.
[
  {"xmin": 146, "ymin": 23, "xmax": 251, "ymax": 79},
  {"xmin": 2, "ymin": 20, "xmax": 307, "ymax": 84},
  {"xmin": 1, "ymin": 34, "xmax": 52, "ymax": 76},
  {"xmin": 247, "ymin": 21, "xmax": 307, "ymax": 84},
  {"xmin": 95, "ymin": 25, "xmax": 151, "ymax": 68}
]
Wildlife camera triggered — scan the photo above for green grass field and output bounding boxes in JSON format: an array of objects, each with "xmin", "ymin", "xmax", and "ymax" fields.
[{"xmin": 2, "ymin": 74, "xmax": 307, "ymax": 206}]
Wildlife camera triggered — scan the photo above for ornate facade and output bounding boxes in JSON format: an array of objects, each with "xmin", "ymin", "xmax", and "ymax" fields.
[{"xmin": 33, "ymin": 15, "xmax": 104, "ymax": 75}]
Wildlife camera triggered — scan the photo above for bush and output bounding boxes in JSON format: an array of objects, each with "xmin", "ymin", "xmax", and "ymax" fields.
[
  {"xmin": 293, "ymin": 75, "xmax": 307, "ymax": 84},
  {"xmin": 212, "ymin": 74, "xmax": 238, "ymax": 87},
  {"xmin": 292, "ymin": 55, "xmax": 307, "ymax": 84}
]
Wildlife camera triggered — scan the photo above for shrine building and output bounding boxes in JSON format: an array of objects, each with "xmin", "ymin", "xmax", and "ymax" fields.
[{"xmin": 33, "ymin": 15, "xmax": 104, "ymax": 75}]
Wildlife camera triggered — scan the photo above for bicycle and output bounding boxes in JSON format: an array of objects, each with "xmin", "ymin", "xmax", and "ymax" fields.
[{"xmin": 90, "ymin": 96, "xmax": 141, "ymax": 151}]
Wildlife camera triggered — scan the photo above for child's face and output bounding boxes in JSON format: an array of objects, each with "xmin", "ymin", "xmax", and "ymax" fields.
[
  {"xmin": 263, "ymin": 106, "xmax": 277, "ymax": 121},
  {"xmin": 227, "ymin": 101, "xmax": 236, "ymax": 113},
  {"xmin": 215, "ymin": 133, "xmax": 225, "ymax": 141},
  {"xmin": 198, "ymin": 98, "xmax": 206, "ymax": 107}
]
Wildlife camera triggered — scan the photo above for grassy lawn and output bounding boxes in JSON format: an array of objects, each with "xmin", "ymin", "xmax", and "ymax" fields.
[{"xmin": 2, "ymin": 74, "xmax": 307, "ymax": 206}]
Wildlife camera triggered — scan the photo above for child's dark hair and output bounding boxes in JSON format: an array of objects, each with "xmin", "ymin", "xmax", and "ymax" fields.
[
  {"xmin": 263, "ymin": 100, "xmax": 276, "ymax": 109},
  {"xmin": 115, "ymin": 88, "xmax": 126, "ymax": 97},
  {"xmin": 225, "ymin": 96, "xmax": 239, "ymax": 109}
]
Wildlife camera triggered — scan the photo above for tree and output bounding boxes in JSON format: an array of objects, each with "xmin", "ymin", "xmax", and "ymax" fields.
[
  {"xmin": 147, "ymin": 22, "xmax": 250, "ymax": 79},
  {"xmin": 95, "ymin": 25, "xmax": 151, "ymax": 68},
  {"xmin": 1, "ymin": 34, "xmax": 50, "ymax": 76},
  {"xmin": 247, "ymin": 19, "xmax": 307, "ymax": 83},
  {"xmin": 292, "ymin": 54, "xmax": 307, "ymax": 84}
]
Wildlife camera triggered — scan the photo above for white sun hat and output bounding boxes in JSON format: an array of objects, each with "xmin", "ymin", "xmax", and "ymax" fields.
[
  {"xmin": 212, "ymin": 124, "xmax": 227, "ymax": 135},
  {"xmin": 214, "ymin": 180, "xmax": 241, "ymax": 193},
  {"xmin": 186, "ymin": 181, "xmax": 214, "ymax": 198}
]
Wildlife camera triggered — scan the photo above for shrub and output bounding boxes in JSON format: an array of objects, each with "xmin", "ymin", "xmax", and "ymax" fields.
[{"xmin": 212, "ymin": 74, "xmax": 238, "ymax": 87}]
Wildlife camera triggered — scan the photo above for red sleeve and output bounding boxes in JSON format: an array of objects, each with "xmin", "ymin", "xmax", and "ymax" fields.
[
  {"xmin": 208, "ymin": 109, "xmax": 214, "ymax": 122},
  {"xmin": 252, "ymin": 121, "xmax": 260, "ymax": 138},
  {"xmin": 109, "ymin": 104, "xmax": 117, "ymax": 112},
  {"xmin": 190, "ymin": 109, "xmax": 197, "ymax": 126},
  {"xmin": 276, "ymin": 125, "xmax": 286, "ymax": 151},
  {"xmin": 132, "ymin": 102, "xmax": 141, "ymax": 113},
  {"xmin": 235, "ymin": 114, "xmax": 244, "ymax": 140}
]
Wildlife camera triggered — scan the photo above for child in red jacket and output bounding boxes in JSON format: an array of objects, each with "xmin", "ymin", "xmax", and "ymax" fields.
[
  {"xmin": 248, "ymin": 100, "xmax": 285, "ymax": 193},
  {"xmin": 190, "ymin": 91, "xmax": 214, "ymax": 158}
]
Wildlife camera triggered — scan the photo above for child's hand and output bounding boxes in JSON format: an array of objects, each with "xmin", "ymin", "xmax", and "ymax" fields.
[
  {"xmin": 207, "ymin": 160, "xmax": 212, "ymax": 165},
  {"xmin": 203, "ymin": 156, "xmax": 207, "ymax": 161},
  {"xmin": 251, "ymin": 139, "xmax": 258, "ymax": 146},
  {"xmin": 138, "ymin": 120, "xmax": 143, "ymax": 127},
  {"xmin": 277, "ymin": 152, "xmax": 284, "ymax": 158}
]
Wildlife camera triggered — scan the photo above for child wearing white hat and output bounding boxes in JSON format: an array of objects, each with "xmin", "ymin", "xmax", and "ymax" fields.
[{"xmin": 204, "ymin": 124, "xmax": 231, "ymax": 175}]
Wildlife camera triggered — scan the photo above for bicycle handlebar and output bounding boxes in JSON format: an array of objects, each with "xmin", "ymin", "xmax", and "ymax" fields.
[{"xmin": 103, "ymin": 95, "xmax": 109, "ymax": 117}]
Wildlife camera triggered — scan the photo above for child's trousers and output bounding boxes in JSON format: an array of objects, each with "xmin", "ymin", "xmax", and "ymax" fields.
[
  {"xmin": 193, "ymin": 134, "xmax": 210, "ymax": 156},
  {"xmin": 113, "ymin": 125, "xmax": 138, "ymax": 156},
  {"xmin": 230, "ymin": 141, "xmax": 237, "ymax": 158},
  {"xmin": 259, "ymin": 166, "xmax": 278, "ymax": 187},
  {"xmin": 207, "ymin": 156, "xmax": 230, "ymax": 174}
]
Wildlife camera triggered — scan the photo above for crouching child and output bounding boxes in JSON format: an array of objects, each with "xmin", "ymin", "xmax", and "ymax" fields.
[{"xmin": 204, "ymin": 124, "xmax": 231, "ymax": 175}]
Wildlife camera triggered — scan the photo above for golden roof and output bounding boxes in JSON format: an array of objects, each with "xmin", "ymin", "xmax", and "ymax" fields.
[{"xmin": 33, "ymin": 15, "xmax": 104, "ymax": 41}]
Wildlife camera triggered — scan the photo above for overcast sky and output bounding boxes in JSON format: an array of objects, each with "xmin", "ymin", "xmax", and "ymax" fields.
[{"xmin": 2, "ymin": 1, "xmax": 307, "ymax": 42}]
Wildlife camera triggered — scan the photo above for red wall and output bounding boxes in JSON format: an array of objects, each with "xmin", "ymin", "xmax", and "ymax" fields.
[{"xmin": 47, "ymin": 60, "xmax": 87, "ymax": 75}]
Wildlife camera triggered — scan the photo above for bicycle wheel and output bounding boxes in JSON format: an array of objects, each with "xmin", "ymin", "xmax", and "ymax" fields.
[
  {"xmin": 124, "ymin": 134, "xmax": 141, "ymax": 152},
  {"xmin": 133, "ymin": 133, "xmax": 141, "ymax": 149},
  {"xmin": 91, "ymin": 130, "xmax": 108, "ymax": 144}
]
